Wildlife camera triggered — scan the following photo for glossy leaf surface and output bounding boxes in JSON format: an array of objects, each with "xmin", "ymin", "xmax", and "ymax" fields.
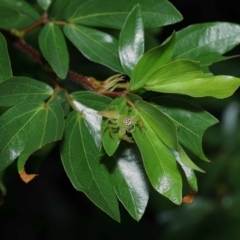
[
  {"xmin": 0, "ymin": 33, "xmax": 12, "ymax": 82},
  {"xmin": 0, "ymin": 77, "xmax": 53, "ymax": 106},
  {"xmin": 151, "ymin": 97, "xmax": 218, "ymax": 161},
  {"xmin": 65, "ymin": 0, "xmax": 182, "ymax": 29},
  {"xmin": 64, "ymin": 24, "xmax": 122, "ymax": 73},
  {"xmin": 111, "ymin": 143, "xmax": 149, "ymax": 221},
  {"xmin": 0, "ymin": 101, "xmax": 64, "ymax": 171},
  {"xmin": 17, "ymin": 101, "xmax": 65, "ymax": 172},
  {"xmin": 130, "ymin": 32, "xmax": 176, "ymax": 90},
  {"xmin": 136, "ymin": 100, "xmax": 178, "ymax": 150},
  {"xmin": 144, "ymin": 59, "xmax": 205, "ymax": 86},
  {"xmin": 60, "ymin": 111, "xmax": 120, "ymax": 221},
  {"xmin": 173, "ymin": 22, "xmax": 240, "ymax": 64},
  {"xmin": 173, "ymin": 148, "xmax": 198, "ymax": 191},
  {"xmin": 144, "ymin": 59, "xmax": 240, "ymax": 98},
  {"xmin": 119, "ymin": 5, "xmax": 144, "ymax": 76},
  {"xmin": 39, "ymin": 23, "xmax": 69, "ymax": 79},
  {"xmin": 132, "ymin": 119, "xmax": 182, "ymax": 205},
  {"xmin": 71, "ymin": 91, "xmax": 112, "ymax": 152}
]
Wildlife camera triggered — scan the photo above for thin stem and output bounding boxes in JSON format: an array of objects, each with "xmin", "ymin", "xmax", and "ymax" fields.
[
  {"xmin": 21, "ymin": 13, "xmax": 49, "ymax": 36},
  {"xmin": 15, "ymin": 40, "xmax": 45, "ymax": 65},
  {"xmin": 51, "ymin": 20, "xmax": 67, "ymax": 25}
]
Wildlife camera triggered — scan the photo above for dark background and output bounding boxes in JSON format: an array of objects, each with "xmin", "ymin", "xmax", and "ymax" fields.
[{"xmin": 1, "ymin": 0, "xmax": 240, "ymax": 239}]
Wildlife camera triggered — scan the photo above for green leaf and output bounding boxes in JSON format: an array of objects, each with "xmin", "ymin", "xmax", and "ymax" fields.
[
  {"xmin": 0, "ymin": 77, "xmax": 53, "ymax": 106},
  {"xmin": 173, "ymin": 22, "xmax": 240, "ymax": 64},
  {"xmin": 150, "ymin": 96, "xmax": 219, "ymax": 161},
  {"xmin": 65, "ymin": 0, "xmax": 182, "ymax": 29},
  {"xmin": 132, "ymin": 118, "xmax": 182, "ymax": 205},
  {"xmin": 37, "ymin": 0, "xmax": 52, "ymax": 10},
  {"xmin": 144, "ymin": 59, "xmax": 205, "ymax": 86},
  {"xmin": 0, "ymin": 6, "xmax": 20, "ymax": 29},
  {"xmin": 146, "ymin": 75, "xmax": 240, "ymax": 99},
  {"xmin": 178, "ymin": 146, "xmax": 204, "ymax": 173},
  {"xmin": 119, "ymin": 5, "xmax": 144, "ymax": 76},
  {"xmin": 111, "ymin": 143, "xmax": 149, "ymax": 221},
  {"xmin": 0, "ymin": 101, "xmax": 63, "ymax": 171},
  {"xmin": 39, "ymin": 23, "xmax": 69, "ymax": 79},
  {"xmin": 17, "ymin": 101, "xmax": 65, "ymax": 172},
  {"xmin": 135, "ymin": 100, "xmax": 178, "ymax": 150},
  {"xmin": 99, "ymin": 97, "xmax": 127, "ymax": 156},
  {"xmin": 143, "ymin": 59, "xmax": 240, "ymax": 98},
  {"xmin": 70, "ymin": 91, "xmax": 112, "ymax": 152},
  {"xmin": 130, "ymin": 32, "xmax": 176, "ymax": 90},
  {"xmin": 0, "ymin": 33, "xmax": 12, "ymax": 82},
  {"xmin": 64, "ymin": 24, "xmax": 123, "ymax": 73},
  {"xmin": 70, "ymin": 91, "xmax": 112, "ymax": 111},
  {"xmin": 0, "ymin": 0, "xmax": 40, "ymax": 29},
  {"xmin": 49, "ymin": 0, "xmax": 72, "ymax": 20},
  {"xmin": 60, "ymin": 111, "xmax": 120, "ymax": 221},
  {"xmin": 172, "ymin": 147, "xmax": 198, "ymax": 191}
]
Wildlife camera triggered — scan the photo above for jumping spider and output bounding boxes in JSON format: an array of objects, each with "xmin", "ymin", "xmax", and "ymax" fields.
[{"xmin": 98, "ymin": 105, "xmax": 146, "ymax": 143}]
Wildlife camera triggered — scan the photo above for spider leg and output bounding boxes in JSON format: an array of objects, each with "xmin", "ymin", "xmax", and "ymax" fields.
[{"xmin": 119, "ymin": 128, "xmax": 134, "ymax": 143}]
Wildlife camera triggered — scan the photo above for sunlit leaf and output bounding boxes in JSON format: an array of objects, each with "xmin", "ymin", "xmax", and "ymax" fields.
[
  {"xmin": 110, "ymin": 143, "xmax": 149, "ymax": 221},
  {"xmin": 130, "ymin": 32, "xmax": 176, "ymax": 90},
  {"xmin": 132, "ymin": 119, "xmax": 182, "ymax": 205},
  {"xmin": 0, "ymin": 77, "xmax": 53, "ymax": 106},
  {"xmin": 151, "ymin": 96, "xmax": 219, "ymax": 161},
  {"xmin": 0, "ymin": 33, "xmax": 12, "ymax": 82},
  {"xmin": 60, "ymin": 111, "xmax": 120, "ymax": 221},
  {"xmin": 65, "ymin": 0, "xmax": 182, "ymax": 29},
  {"xmin": 143, "ymin": 59, "xmax": 240, "ymax": 98},
  {"xmin": 136, "ymin": 100, "xmax": 178, "ymax": 150},
  {"xmin": 64, "ymin": 24, "xmax": 123, "ymax": 73},
  {"xmin": 39, "ymin": 23, "xmax": 69, "ymax": 79},
  {"xmin": 119, "ymin": 5, "xmax": 144, "ymax": 76}
]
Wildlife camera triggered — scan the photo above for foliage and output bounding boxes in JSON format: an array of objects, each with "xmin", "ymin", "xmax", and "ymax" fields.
[{"xmin": 1, "ymin": 0, "xmax": 240, "ymax": 222}]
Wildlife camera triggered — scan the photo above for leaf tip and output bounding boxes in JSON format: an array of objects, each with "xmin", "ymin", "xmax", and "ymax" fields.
[
  {"xmin": 19, "ymin": 170, "xmax": 39, "ymax": 183},
  {"xmin": 182, "ymin": 190, "xmax": 197, "ymax": 204}
]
